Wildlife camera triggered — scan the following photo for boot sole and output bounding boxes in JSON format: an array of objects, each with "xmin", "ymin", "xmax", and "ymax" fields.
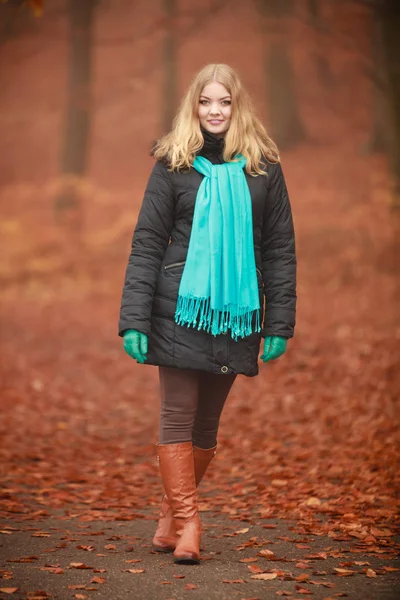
[
  {"xmin": 174, "ymin": 556, "xmax": 200, "ymax": 565},
  {"xmin": 152, "ymin": 544, "xmax": 175, "ymax": 553}
]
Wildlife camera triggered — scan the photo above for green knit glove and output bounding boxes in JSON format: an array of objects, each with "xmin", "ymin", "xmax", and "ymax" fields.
[
  {"xmin": 123, "ymin": 329, "xmax": 148, "ymax": 364},
  {"xmin": 260, "ymin": 336, "xmax": 287, "ymax": 363}
]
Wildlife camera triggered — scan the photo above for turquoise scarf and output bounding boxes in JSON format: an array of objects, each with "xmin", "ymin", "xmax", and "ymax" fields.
[{"xmin": 174, "ymin": 154, "xmax": 261, "ymax": 341}]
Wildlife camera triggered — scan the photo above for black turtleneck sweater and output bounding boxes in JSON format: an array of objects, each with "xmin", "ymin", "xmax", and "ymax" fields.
[
  {"xmin": 197, "ymin": 126, "xmax": 226, "ymax": 164},
  {"xmin": 151, "ymin": 126, "xmax": 226, "ymax": 166}
]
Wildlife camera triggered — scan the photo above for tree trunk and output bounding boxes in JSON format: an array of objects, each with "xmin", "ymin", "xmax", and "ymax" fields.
[
  {"xmin": 56, "ymin": 0, "xmax": 95, "ymax": 216},
  {"xmin": 257, "ymin": 0, "xmax": 307, "ymax": 149},
  {"xmin": 266, "ymin": 41, "xmax": 307, "ymax": 148},
  {"xmin": 307, "ymin": 0, "xmax": 335, "ymax": 91},
  {"xmin": 379, "ymin": 0, "xmax": 400, "ymax": 205},
  {"xmin": 162, "ymin": 0, "xmax": 177, "ymax": 133},
  {"xmin": 0, "ymin": 1, "xmax": 33, "ymax": 43},
  {"xmin": 368, "ymin": 9, "xmax": 390, "ymax": 154}
]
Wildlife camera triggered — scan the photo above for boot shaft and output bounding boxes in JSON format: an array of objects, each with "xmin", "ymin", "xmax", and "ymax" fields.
[
  {"xmin": 193, "ymin": 444, "xmax": 217, "ymax": 485},
  {"xmin": 157, "ymin": 441, "xmax": 198, "ymax": 521}
]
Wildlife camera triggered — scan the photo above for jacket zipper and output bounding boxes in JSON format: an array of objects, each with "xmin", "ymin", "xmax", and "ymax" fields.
[{"xmin": 164, "ymin": 261, "xmax": 186, "ymax": 270}]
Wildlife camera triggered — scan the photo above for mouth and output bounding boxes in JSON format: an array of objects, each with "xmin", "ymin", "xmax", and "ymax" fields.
[{"xmin": 208, "ymin": 120, "xmax": 223, "ymax": 125}]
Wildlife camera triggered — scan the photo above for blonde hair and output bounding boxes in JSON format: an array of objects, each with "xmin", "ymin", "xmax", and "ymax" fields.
[{"xmin": 153, "ymin": 63, "xmax": 280, "ymax": 176}]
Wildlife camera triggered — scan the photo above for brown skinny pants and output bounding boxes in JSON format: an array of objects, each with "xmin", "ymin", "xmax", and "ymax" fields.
[{"xmin": 158, "ymin": 366, "xmax": 237, "ymax": 449}]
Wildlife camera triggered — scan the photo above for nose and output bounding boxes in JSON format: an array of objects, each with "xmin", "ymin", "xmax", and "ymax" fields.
[{"xmin": 209, "ymin": 103, "xmax": 221, "ymax": 115}]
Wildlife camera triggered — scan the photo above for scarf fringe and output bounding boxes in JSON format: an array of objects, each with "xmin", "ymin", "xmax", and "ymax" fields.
[{"xmin": 175, "ymin": 294, "xmax": 261, "ymax": 341}]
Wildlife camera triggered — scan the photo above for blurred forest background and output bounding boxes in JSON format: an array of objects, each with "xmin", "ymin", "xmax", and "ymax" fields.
[
  {"xmin": 0, "ymin": 0, "xmax": 399, "ymax": 540},
  {"xmin": 1, "ymin": 0, "xmax": 399, "ymax": 288}
]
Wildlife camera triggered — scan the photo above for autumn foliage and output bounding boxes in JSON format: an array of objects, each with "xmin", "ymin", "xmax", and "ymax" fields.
[{"xmin": 0, "ymin": 1, "xmax": 399, "ymax": 597}]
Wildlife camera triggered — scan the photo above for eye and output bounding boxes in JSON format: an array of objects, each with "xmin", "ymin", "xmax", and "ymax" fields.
[
  {"xmin": 199, "ymin": 99, "xmax": 209, "ymax": 105},
  {"xmin": 222, "ymin": 100, "xmax": 231, "ymax": 106}
]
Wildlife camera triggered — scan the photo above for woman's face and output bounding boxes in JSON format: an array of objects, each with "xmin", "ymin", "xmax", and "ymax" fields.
[{"xmin": 198, "ymin": 81, "xmax": 232, "ymax": 137}]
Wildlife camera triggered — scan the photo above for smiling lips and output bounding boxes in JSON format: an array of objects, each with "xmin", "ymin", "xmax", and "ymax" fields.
[{"xmin": 208, "ymin": 120, "xmax": 223, "ymax": 125}]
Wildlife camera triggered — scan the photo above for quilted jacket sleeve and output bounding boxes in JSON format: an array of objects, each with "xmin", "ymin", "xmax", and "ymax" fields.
[
  {"xmin": 118, "ymin": 161, "xmax": 175, "ymax": 337},
  {"xmin": 261, "ymin": 161, "xmax": 297, "ymax": 339}
]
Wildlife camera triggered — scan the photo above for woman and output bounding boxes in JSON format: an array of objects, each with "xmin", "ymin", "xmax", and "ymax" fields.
[{"xmin": 118, "ymin": 64, "xmax": 296, "ymax": 565}]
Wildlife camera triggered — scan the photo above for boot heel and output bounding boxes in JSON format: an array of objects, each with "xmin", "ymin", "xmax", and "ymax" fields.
[
  {"xmin": 173, "ymin": 514, "xmax": 201, "ymax": 564},
  {"xmin": 174, "ymin": 555, "xmax": 200, "ymax": 565}
]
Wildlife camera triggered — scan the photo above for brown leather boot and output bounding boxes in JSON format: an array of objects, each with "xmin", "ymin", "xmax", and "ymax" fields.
[
  {"xmin": 193, "ymin": 444, "xmax": 218, "ymax": 485},
  {"xmin": 156, "ymin": 441, "xmax": 201, "ymax": 564},
  {"xmin": 151, "ymin": 494, "xmax": 176, "ymax": 553},
  {"xmin": 152, "ymin": 444, "xmax": 216, "ymax": 553}
]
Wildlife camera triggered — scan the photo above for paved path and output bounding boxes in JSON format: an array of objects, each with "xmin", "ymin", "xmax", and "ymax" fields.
[{"xmin": 1, "ymin": 503, "xmax": 399, "ymax": 600}]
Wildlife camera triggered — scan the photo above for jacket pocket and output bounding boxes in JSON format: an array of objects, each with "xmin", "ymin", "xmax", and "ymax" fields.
[{"xmin": 164, "ymin": 261, "xmax": 186, "ymax": 277}]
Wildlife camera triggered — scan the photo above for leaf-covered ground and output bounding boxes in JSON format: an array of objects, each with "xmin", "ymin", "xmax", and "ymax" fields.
[{"xmin": 0, "ymin": 148, "xmax": 399, "ymax": 599}]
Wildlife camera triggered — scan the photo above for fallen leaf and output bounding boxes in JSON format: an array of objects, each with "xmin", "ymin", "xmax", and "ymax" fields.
[
  {"xmin": 90, "ymin": 576, "xmax": 106, "ymax": 584},
  {"xmin": 184, "ymin": 583, "xmax": 198, "ymax": 590},
  {"xmin": 125, "ymin": 559, "xmax": 142, "ymax": 563},
  {"xmin": 235, "ymin": 528, "xmax": 250, "ymax": 534},
  {"xmin": 69, "ymin": 562, "xmax": 93, "ymax": 569},
  {"xmin": 239, "ymin": 557, "xmax": 258, "ymax": 563},
  {"xmin": 370, "ymin": 527, "xmax": 392, "ymax": 537},
  {"xmin": 127, "ymin": 568, "xmax": 145, "ymax": 574},
  {"xmin": 309, "ymin": 580, "xmax": 335, "ymax": 587},
  {"xmin": 258, "ymin": 549, "xmax": 275, "ymax": 558},
  {"xmin": 366, "ymin": 569, "xmax": 377, "ymax": 578},
  {"xmin": 7, "ymin": 556, "xmax": 39, "ymax": 563},
  {"xmin": 39, "ymin": 566, "xmax": 64, "ymax": 574},
  {"xmin": 333, "ymin": 568, "xmax": 355, "ymax": 576},
  {"xmin": 251, "ymin": 573, "xmax": 278, "ymax": 580},
  {"xmin": 248, "ymin": 564, "xmax": 264, "ymax": 574},
  {"xmin": 271, "ymin": 479, "xmax": 288, "ymax": 487},
  {"xmin": 68, "ymin": 585, "xmax": 86, "ymax": 590},
  {"xmin": 306, "ymin": 497, "xmax": 321, "ymax": 506}
]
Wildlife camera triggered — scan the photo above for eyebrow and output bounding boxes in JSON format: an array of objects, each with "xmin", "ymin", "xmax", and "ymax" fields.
[{"xmin": 200, "ymin": 95, "xmax": 231, "ymax": 100}]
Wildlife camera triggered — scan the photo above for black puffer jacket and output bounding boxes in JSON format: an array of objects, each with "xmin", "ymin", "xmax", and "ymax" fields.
[{"xmin": 119, "ymin": 129, "xmax": 297, "ymax": 377}]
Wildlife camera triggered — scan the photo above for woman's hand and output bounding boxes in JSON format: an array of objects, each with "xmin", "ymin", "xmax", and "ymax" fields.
[
  {"xmin": 123, "ymin": 329, "xmax": 148, "ymax": 363},
  {"xmin": 260, "ymin": 336, "xmax": 287, "ymax": 363}
]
